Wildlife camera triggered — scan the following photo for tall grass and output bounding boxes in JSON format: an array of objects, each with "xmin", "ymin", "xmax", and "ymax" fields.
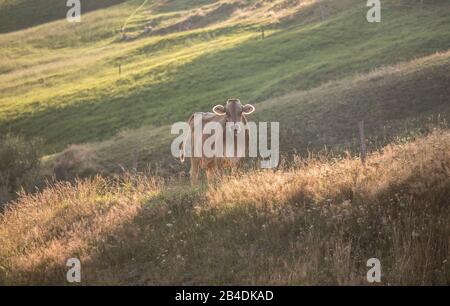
[
  {"xmin": 0, "ymin": 173, "xmax": 162, "ymax": 285},
  {"xmin": 1, "ymin": 130, "xmax": 448, "ymax": 285}
]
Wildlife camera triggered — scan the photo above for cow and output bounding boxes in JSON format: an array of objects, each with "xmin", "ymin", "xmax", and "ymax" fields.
[{"xmin": 180, "ymin": 98, "xmax": 256, "ymax": 185}]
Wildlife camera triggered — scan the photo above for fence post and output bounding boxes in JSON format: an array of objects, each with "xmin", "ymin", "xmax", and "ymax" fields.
[
  {"xmin": 320, "ymin": 5, "xmax": 326, "ymax": 21},
  {"xmin": 132, "ymin": 149, "xmax": 138, "ymax": 173},
  {"xmin": 358, "ymin": 120, "xmax": 366, "ymax": 164}
]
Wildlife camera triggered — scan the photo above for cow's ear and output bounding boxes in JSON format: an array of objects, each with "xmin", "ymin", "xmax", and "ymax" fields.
[
  {"xmin": 242, "ymin": 104, "xmax": 255, "ymax": 115},
  {"xmin": 213, "ymin": 105, "xmax": 226, "ymax": 115}
]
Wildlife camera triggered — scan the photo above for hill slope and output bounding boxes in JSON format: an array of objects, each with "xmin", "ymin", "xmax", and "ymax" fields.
[
  {"xmin": 1, "ymin": 130, "xmax": 449, "ymax": 285},
  {"xmin": 0, "ymin": 0, "xmax": 449, "ymax": 153},
  {"xmin": 42, "ymin": 50, "xmax": 449, "ymax": 177},
  {"xmin": 0, "ymin": 0, "xmax": 127, "ymax": 33}
]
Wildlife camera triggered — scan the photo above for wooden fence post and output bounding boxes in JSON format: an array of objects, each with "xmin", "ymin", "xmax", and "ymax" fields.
[
  {"xmin": 132, "ymin": 149, "xmax": 138, "ymax": 173},
  {"xmin": 358, "ymin": 120, "xmax": 366, "ymax": 164},
  {"xmin": 320, "ymin": 5, "xmax": 326, "ymax": 21}
]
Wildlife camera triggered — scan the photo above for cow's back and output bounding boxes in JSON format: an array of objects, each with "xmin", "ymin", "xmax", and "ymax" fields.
[
  {"xmin": 188, "ymin": 112, "xmax": 225, "ymax": 127},
  {"xmin": 186, "ymin": 111, "xmax": 248, "ymax": 168},
  {"xmin": 187, "ymin": 113, "xmax": 225, "ymax": 166}
]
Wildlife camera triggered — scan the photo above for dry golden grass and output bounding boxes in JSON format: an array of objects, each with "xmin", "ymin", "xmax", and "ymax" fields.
[
  {"xmin": 0, "ymin": 130, "xmax": 449, "ymax": 285},
  {"xmin": 209, "ymin": 129, "xmax": 450, "ymax": 208},
  {"xmin": 0, "ymin": 174, "xmax": 162, "ymax": 284}
]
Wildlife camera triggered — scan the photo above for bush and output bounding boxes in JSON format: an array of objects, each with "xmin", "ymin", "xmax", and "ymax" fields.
[
  {"xmin": 52, "ymin": 144, "xmax": 100, "ymax": 181},
  {"xmin": 0, "ymin": 133, "xmax": 42, "ymax": 206}
]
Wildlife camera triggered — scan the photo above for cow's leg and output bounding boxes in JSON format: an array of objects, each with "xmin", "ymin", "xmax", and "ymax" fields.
[
  {"xmin": 215, "ymin": 159, "xmax": 224, "ymax": 181},
  {"xmin": 233, "ymin": 160, "xmax": 242, "ymax": 174},
  {"xmin": 206, "ymin": 160, "xmax": 225, "ymax": 184},
  {"xmin": 205, "ymin": 163, "xmax": 217, "ymax": 185},
  {"xmin": 190, "ymin": 158, "xmax": 200, "ymax": 186},
  {"xmin": 226, "ymin": 159, "xmax": 241, "ymax": 176}
]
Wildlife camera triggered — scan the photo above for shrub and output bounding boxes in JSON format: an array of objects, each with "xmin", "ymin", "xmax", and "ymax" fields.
[
  {"xmin": 52, "ymin": 144, "xmax": 100, "ymax": 181},
  {"xmin": 0, "ymin": 133, "xmax": 42, "ymax": 206}
]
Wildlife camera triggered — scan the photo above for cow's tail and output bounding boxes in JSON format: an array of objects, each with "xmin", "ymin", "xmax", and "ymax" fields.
[
  {"xmin": 180, "ymin": 141, "xmax": 185, "ymax": 163},
  {"xmin": 180, "ymin": 114, "xmax": 194, "ymax": 163}
]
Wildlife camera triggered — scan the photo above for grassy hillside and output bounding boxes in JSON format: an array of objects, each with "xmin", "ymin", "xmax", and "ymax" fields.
[
  {"xmin": 0, "ymin": 0, "xmax": 127, "ymax": 33},
  {"xmin": 42, "ymin": 50, "xmax": 449, "ymax": 177},
  {"xmin": 1, "ymin": 130, "xmax": 449, "ymax": 285},
  {"xmin": 0, "ymin": 0, "xmax": 449, "ymax": 154},
  {"xmin": 0, "ymin": 0, "xmax": 449, "ymax": 286}
]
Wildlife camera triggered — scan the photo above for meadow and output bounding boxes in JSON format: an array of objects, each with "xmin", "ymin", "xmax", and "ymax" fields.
[
  {"xmin": 0, "ymin": 0, "xmax": 449, "ymax": 154},
  {"xmin": 0, "ymin": 0, "xmax": 449, "ymax": 285},
  {"xmin": 1, "ymin": 130, "xmax": 448, "ymax": 285}
]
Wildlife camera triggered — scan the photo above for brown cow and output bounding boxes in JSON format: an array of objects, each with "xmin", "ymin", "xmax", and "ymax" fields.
[{"xmin": 180, "ymin": 98, "xmax": 255, "ymax": 185}]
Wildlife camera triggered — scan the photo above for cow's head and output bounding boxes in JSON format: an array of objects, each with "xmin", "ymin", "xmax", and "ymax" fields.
[{"xmin": 212, "ymin": 98, "xmax": 255, "ymax": 135}]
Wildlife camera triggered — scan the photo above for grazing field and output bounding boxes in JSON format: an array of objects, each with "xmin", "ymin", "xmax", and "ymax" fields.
[
  {"xmin": 42, "ymin": 50, "xmax": 449, "ymax": 177},
  {"xmin": 1, "ymin": 131, "xmax": 449, "ymax": 285},
  {"xmin": 0, "ymin": 0, "xmax": 449, "ymax": 154},
  {"xmin": 0, "ymin": 0, "xmax": 449, "ymax": 286}
]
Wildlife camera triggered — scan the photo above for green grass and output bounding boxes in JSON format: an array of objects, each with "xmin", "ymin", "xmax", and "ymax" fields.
[
  {"xmin": 1, "ymin": 0, "xmax": 449, "ymax": 154},
  {"xmin": 41, "ymin": 50, "xmax": 449, "ymax": 177},
  {"xmin": 0, "ymin": 0, "xmax": 128, "ymax": 33}
]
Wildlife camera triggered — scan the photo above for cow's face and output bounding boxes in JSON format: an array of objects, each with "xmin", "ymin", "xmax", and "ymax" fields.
[{"xmin": 212, "ymin": 99, "xmax": 255, "ymax": 135}]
